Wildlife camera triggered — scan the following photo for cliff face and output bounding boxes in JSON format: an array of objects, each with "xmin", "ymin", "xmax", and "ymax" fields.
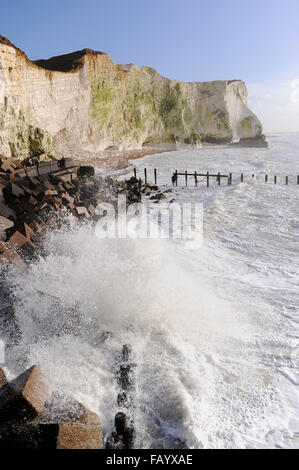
[{"xmin": 0, "ymin": 36, "xmax": 264, "ymax": 159}]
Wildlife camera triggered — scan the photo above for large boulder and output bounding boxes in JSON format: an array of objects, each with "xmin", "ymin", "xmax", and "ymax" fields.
[
  {"xmin": 0, "ymin": 365, "xmax": 52, "ymax": 422},
  {"xmin": 50, "ymin": 423, "xmax": 102, "ymax": 449},
  {"xmin": 37, "ymin": 393, "xmax": 101, "ymax": 426},
  {"xmin": 0, "ymin": 216, "xmax": 14, "ymax": 241},
  {"xmin": 0, "ymin": 422, "xmax": 102, "ymax": 449},
  {"xmin": 37, "ymin": 394, "xmax": 103, "ymax": 449},
  {"xmin": 0, "ymin": 392, "xmax": 103, "ymax": 449}
]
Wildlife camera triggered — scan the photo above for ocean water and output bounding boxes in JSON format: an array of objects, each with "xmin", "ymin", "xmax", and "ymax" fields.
[{"xmin": 2, "ymin": 133, "xmax": 299, "ymax": 449}]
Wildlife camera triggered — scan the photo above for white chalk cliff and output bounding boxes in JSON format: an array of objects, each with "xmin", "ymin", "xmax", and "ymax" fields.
[{"xmin": 0, "ymin": 36, "xmax": 265, "ymax": 159}]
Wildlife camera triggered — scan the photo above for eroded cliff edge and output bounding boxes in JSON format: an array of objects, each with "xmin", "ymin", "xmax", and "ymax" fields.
[{"xmin": 0, "ymin": 36, "xmax": 265, "ymax": 160}]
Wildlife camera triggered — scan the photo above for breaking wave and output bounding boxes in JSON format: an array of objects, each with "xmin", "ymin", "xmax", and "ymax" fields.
[{"xmin": 2, "ymin": 133, "xmax": 299, "ymax": 449}]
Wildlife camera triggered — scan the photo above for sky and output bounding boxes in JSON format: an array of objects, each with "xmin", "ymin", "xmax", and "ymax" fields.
[{"xmin": 1, "ymin": 0, "xmax": 299, "ymax": 132}]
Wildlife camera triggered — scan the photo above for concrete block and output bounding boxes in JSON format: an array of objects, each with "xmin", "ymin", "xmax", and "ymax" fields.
[
  {"xmin": 0, "ymin": 369, "xmax": 7, "ymax": 389},
  {"xmin": 0, "ymin": 203, "xmax": 16, "ymax": 219},
  {"xmin": 0, "ymin": 366, "xmax": 52, "ymax": 422}
]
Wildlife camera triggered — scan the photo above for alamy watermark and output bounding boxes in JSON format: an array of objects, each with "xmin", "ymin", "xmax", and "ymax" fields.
[{"xmin": 94, "ymin": 195, "xmax": 203, "ymax": 243}]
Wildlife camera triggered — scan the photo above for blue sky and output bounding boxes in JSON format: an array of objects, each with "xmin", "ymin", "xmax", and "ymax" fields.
[{"xmin": 1, "ymin": 0, "xmax": 299, "ymax": 131}]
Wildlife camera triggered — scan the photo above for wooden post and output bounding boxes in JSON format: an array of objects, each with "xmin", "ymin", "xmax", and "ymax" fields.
[
  {"xmin": 138, "ymin": 178, "xmax": 142, "ymax": 191},
  {"xmin": 185, "ymin": 171, "xmax": 188, "ymax": 186},
  {"xmin": 297, "ymin": 175, "xmax": 299, "ymax": 185},
  {"xmin": 194, "ymin": 171, "xmax": 198, "ymax": 187},
  {"xmin": 122, "ymin": 344, "xmax": 132, "ymax": 361},
  {"xmin": 218, "ymin": 172, "xmax": 221, "ymax": 186},
  {"xmin": 144, "ymin": 168, "xmax": 147, "ymax": 184},
  {"xmin": 154, "ymin": 168, "xmax": 157, "ymax": 185},
  {"xmin": 241, "ymin": 173, "xmax": 244, "ymax": 183},
  {"xmin": 265, "ymin": 175, "xmax": 268, "ymax": 183},
  {"xmin": 175, "ymin": 170, "xmax": 178, "ymax": 187},
  {"xmin": 286, "ymin": 176, "xmax": 288, "ymax": 185},
  {"xmin": 228, "ymin": 173, "xmax": 232, "ymax": 185},
  {"xmin": 115, "ymin": 412, "xmax": 127, "ymax": 436},
  {"xmin": 252, "ymin": 174, "xmax": 255, "ymax": 179},
  {"xmin": 274, "ymin": 175, "xmax": 277, "ymax": 184},
  {"xmin": 207, "ymin": 171, "xmax": 209, "ymax": 187},
  {"xmin": 134, "ymin": 168, "xmax": 137, "ymax": 179}
]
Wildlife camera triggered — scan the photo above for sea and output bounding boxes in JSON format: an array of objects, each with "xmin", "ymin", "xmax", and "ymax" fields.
[{"xmin": 1, "ymin": 132, "xmax": 298, "ymax": 449}]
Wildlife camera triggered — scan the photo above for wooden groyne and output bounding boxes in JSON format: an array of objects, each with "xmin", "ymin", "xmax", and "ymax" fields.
[
  {"xmin": 106, "ymin": 344, "xmax": 136, "ymax": 450},
  {"xmin": 133, "ymin": 168, "xmax": 299, "ymax": 187}
]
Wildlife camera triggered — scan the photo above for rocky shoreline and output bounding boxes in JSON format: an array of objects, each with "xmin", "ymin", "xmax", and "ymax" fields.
[
  {"xmin": 0, "ymin": 154, "xmax": 145, "ymax": 449},
  {"xmin": 74, "ymin": 144, "xmax": 178, "ymax": 173},
  {"xmin": 0, "ymin": 155, "xmax": 144, "ymax": 266},
  {"xmin": 73, "ymin": 137, "xmax": 268, "ymax": 176}
]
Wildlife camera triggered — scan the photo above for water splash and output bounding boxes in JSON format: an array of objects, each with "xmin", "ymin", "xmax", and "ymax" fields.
[{"xmin": 2, "ymin": 133, "xmax": 299, "ymax": 448}]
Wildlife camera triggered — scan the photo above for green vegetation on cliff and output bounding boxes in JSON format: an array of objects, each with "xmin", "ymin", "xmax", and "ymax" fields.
[
  {"xmin": 0, "ymin": 108, "xmax": 54, "ymax": 159},
  {"xmin": 241, "ymin": 116, "xmax": 262, "ymax": 137},
  {"xmin": 159, "ymin": 83, "xmax": 186, "ymax": 138},
  {"xmin": 90, "ymin": 70, "xmax": 191, "ymax": 146},
  {"xmin": 212, "ymin": 109, "xmax": 230, "ymax": 131}
]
